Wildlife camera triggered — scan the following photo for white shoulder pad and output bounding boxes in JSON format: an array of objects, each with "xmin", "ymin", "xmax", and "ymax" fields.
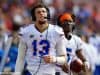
[
  {"xmin": 19, "ymin": 24, "xmax": 34, "ymax": 35},
  {"xmin": 54, "ymin": 25, "xmax": 64, "ymax": 35}
]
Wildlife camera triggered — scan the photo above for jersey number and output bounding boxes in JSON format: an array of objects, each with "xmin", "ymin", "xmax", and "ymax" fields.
[
  {"xmin": 32, "ymin": 40, "xmax": 50, "ymax": 56},
  {"xmin": 66, "ymin": 48, "xmax": 72, "ymax": 62}
]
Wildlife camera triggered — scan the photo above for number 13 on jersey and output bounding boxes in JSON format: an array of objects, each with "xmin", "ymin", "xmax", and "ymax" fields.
[{"xmin": 32, "ymin": 40, "xmax": 50, "ymax": 56}]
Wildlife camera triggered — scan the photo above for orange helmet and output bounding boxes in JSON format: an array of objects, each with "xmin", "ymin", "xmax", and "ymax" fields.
[
  {"xmin": 57, "ymin": 13, "xmax": 75, "ymax": 31},
  {"xmin": 59, "ymin": 13, "xmax": 73, "ymax": 23},
  {"xmin": 57, "ymin": 13, "xmax": 75, "ymax": 26}
]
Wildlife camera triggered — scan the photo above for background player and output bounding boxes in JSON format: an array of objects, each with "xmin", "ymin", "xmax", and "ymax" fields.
[
  {"xmin": 15, "ymin": 4, "xmax": 67, "ymax": 75},
  {"xmin": 56, "ymin": 13, "xmax": 90, "ymax": 75}
]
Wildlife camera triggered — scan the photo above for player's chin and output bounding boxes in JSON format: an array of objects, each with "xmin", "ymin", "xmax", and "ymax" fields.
[{"xmin": 38, "ymin": 20, "xmax": 47, "ymax": 24}]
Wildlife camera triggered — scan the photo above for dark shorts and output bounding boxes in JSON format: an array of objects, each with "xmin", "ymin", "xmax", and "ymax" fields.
[
  {"xmin": 55, "ymin": 72, "xmax": 60, "ymax": 75},
  {"xmin": 22, "ymin": 69, "xmax": 31, "ymax": 75}
]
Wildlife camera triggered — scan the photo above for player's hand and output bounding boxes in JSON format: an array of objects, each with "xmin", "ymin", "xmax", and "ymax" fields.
[
  {"xmin": 43, "ymin": 55, "xmax": 55, "ymax": 63},
  {"xmin": 60, "ymin": 63, "xmax": 69, "ymax": 73},
  {"xmin": 82, "ymin": 61, "xmax": 90, "ymax": 72}
]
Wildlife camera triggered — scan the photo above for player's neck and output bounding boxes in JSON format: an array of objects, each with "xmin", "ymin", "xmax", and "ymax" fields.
[
  {"xmin": 65, "ymin": 33, "xmax": 72, "ymax": 40},
  {"xmin": 35, "ymin": 22, "xmax": 49, "ymax": 33}
]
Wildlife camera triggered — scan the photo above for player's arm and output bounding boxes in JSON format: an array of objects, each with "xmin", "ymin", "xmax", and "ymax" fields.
[
  {"xmin": 76, "ymin": 49, "xmax": 90, "ymax": 72},
  {"xmin": 55, "ymin": 34, "xmax": 67, "ymax": 65},
  {"xmin": 55, "ymin": 34, "xmax": 70, "ymax": 73},
  {"xmin": 74, "ymin": 36, "xmax": 86, "ymax": 62},
  {"xmin": 75, "ymin": 37, "xmax": 89, "ymax": 71},
  {"xmin": 76, "ymin": 49, "xmax": 86, "ymax": 62},
  {"xmin": 15, "ymin": 38, "xmax": 26, "ymax": 75},
  {"xmin": 43, "ymin": 34, "xmax": 67, "ymax": 64}
]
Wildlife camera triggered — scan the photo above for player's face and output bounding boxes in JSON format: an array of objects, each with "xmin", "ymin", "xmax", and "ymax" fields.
[
  {"xmin": 35, "ymin": 7, "xmax": 48, "ymax": 22},
  {"xmin": 61, "ymin": 21, "xmax": 73, "ymax": 34}
]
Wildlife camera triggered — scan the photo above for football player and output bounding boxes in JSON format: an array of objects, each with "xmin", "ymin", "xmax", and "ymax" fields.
[
  {"xmin": 15, "ymin": 4, "xmax": 67, "ymax": 75},
  {"xmin": 56, "ymin": 13, "xmax": 90, "ymax": 75}
]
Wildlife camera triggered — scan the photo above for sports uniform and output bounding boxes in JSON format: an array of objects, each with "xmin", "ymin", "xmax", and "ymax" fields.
[
  {"xmin": 15, "ymin": 24, "xmax": 66, "ymax": 75},
  {"xmin": 56, "ymin": 34, "xmax": 83, "ymax": 75},
  {"xmin": 56, "ymin": 13, "xmax": 89, "ymax": 75}
]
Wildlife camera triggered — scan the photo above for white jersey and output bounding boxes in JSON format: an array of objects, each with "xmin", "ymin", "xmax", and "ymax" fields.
[
  {"xmin": 65, "ymin": 34, "xmax": 83, "ymax": 64},
  {"xmin": 56, "ymin": 34, "xmax": 83, "ymax": 75},
  {"xmin": 16, "ymin": 24, "xmax": 66, "ymax": 75}
]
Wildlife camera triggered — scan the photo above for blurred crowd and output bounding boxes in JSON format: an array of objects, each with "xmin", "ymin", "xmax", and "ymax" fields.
[{"xmin": 0, "ymin": 0, "xmax": 100, "ymax": 75}]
